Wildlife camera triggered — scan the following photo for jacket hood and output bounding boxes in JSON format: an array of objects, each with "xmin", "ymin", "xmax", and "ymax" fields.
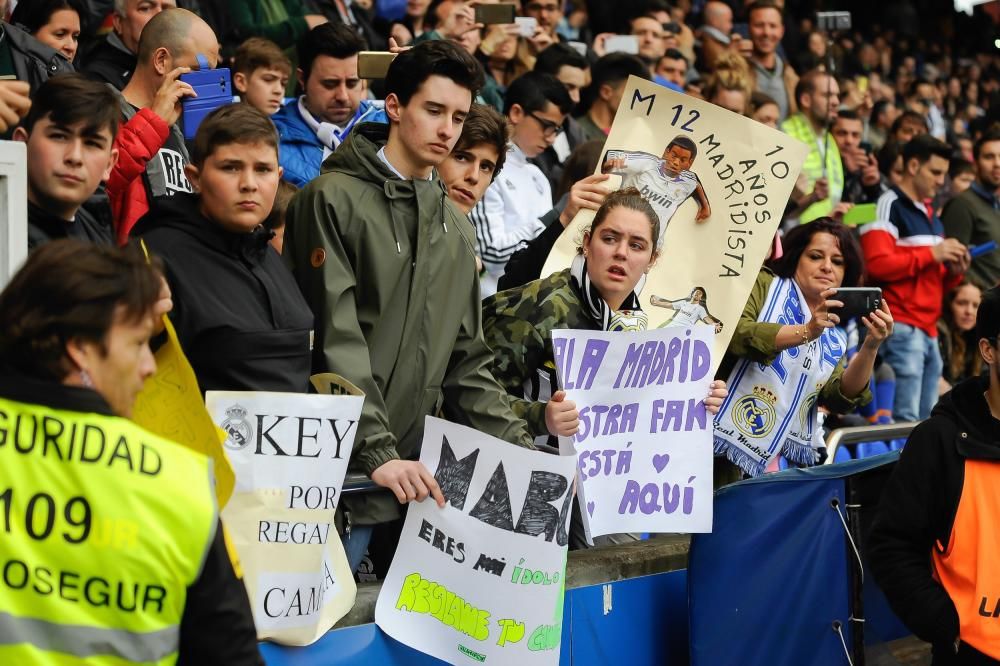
[
  {"xmin": 932, "ymin": 373, "xmax": 1000, "ymax": 461},
  {"xmin": 321, "ymin": 122, "xmax": 453, "ymax": 255},
  {"xmin": 321, "ymin": 121, "xmax": 394, "ymax": 182},
  {"xmin": 131, "ymin": 193, "xmax": 274, "ymax": 262}
]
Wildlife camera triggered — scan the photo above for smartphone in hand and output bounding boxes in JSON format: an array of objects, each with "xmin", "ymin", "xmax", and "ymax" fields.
[
  {"xmin": 830, "ymin": 287, "xmax": 882, "ymax": 321},
  {"xmin": 180, "ymin": 56, "xmax": 232, "ymax": 141}
]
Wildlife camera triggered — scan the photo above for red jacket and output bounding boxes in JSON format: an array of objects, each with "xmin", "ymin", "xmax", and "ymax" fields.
[
  {"xmin": 107, "ymin": 108, "xmax": 170, "ymax": 245},
  {"xmin": 860, "ymin": 187, "xmax": 963, "ymax": 336}
]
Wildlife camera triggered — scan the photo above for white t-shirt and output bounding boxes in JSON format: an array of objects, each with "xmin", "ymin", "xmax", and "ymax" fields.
[{"xmin": 669, "ymin": 300, "xmax": 709, "ymax": 326}]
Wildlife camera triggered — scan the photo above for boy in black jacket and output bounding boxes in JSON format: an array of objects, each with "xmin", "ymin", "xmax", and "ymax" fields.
[{"xmin": 870, "ymin": 286, "xmax": 1000, "ymax": 665}]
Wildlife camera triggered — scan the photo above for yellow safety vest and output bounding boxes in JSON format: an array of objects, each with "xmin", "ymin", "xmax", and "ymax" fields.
[
  {"xmin": 0, "ymin": 396, "xmax": 217, "ymax": 665},
  {"xmin": 781, "ymin": 113, "xmax": 844, "ymax": 223}
]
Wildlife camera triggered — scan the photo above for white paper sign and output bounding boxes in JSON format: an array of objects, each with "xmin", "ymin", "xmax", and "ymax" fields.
[
  {"xmin": 205, "ymin": 390, "xmax": 364, "ymax": 645},
  {"xmin": 552, "ymin": 327, "xmax": 714, "ymax": 538},
  {"xmin": 375, "ymin": 417, "xmax": 576, "ymax": 666}
]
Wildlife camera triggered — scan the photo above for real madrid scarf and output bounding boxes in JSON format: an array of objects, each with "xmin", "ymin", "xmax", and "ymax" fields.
[
  {"xmin": 570, "ymin": 253, "xmax": 647, "ymax": 332},
  {"xmin": 712, "ymin": 276, "xmax": 846, "ymax": 477}
]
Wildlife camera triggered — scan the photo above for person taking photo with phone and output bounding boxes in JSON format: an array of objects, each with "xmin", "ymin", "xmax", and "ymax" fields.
[
  {"xmin": 107, "ymin": 8, "xmax": 220, "ymax": 243},
  {"xmin": 714, "ymin": 218, "xmax": 893, "ymax": 482},
  {"xmin": 861, "ymin": 134, "xmax": 968, "ymax": 424},
  {"xmin": 833, "ymin": 109, "xmax": 888, "ymax": 206}
]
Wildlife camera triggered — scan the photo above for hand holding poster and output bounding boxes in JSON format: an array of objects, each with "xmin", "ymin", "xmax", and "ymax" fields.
[
  {"xmin": 542, "ymin": 76, "xmax": 808, "ymax": 374},
  {"xmin": 376, "ymin": 417, "xmax": 576, "ymax": 666},
  {"xmin": 553, "ymin": 327, "xmax": 715, "ymax": 538},
  {"xmin": 205, "ymin": 390, "xmax": 364, "ymax": 645}
]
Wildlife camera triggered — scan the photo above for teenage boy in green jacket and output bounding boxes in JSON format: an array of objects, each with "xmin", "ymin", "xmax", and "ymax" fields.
[{"xmin": 284, "ymin": 40, "xmax": 533, "ymax": 570}]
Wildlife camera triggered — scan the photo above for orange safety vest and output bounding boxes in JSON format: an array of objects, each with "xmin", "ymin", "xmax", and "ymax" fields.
[{"xmin": 932, "ymin": 459, "xmax": 1000, "ymax": 659}]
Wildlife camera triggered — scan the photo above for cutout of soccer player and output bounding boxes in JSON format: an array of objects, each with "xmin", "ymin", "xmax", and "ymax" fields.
[{"xmin": 600, "ymin": 134, "xmax": 711, "ymax": 245}]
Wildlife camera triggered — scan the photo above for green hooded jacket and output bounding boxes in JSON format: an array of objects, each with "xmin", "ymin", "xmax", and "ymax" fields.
[{"xmin": 284, "ymin": 123, "xmax": 533, "ymax": 525}]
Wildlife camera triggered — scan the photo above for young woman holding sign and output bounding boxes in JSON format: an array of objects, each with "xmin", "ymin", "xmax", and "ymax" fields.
[
  {"xmin": 482, "ymin": 187, "xmax": 728, "ymax": 444},
  {"xmin": 713, "ymin": 218, "xmax": 894, "ymax": 481}
]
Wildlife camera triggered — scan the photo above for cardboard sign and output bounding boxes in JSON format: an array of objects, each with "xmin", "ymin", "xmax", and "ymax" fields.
[
  {"xmin": 552, "ymin": 327, "xmax": 715, "ymax": 538},
  {"xmin": 542, "ymin": 76, "xmax": 808, "ymax": 374},
  {"xmin": 205, "ymin": 390, "xmax": 364, "ymax": 646},
  {"xmin": 376, "ymin": 417, "xmax": 576, "ymax": 665},
  {"xmin": 132, "ymin": 316, "xmax": 234, "ymax": 507}
]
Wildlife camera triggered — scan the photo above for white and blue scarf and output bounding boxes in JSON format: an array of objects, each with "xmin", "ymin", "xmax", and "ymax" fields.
[
  {"xmin": 713, "ymin": 276, "xmax": 846, "ymax": 477},
  {"xmin": 570, "ymin": 254, "xmax": 647, "ymax": 332}
]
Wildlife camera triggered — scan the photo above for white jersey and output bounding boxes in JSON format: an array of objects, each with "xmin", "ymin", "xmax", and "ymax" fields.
[
  {"xmin": 668, "ymin": 299, "xmax": 709, "ymax": 326},
  {"xmin": 606, "ymin": 150, "xmax": 699, "ymax": 243}
]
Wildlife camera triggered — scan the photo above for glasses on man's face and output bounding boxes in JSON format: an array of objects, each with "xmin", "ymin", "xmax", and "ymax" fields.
[
  {"xmin": 529, "ymin": 112, "xmax": 564, "ymax": 139},
  {"xmin": 525, "ymin": 2, "xmax": 560, "ymax": 14}
]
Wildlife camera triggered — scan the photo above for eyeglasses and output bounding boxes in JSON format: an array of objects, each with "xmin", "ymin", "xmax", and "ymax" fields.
[
  {"xmin": 525, "ymin": 2, "xmax": 561, "ymax": 14},
  {"xmin": 529, "ymin": 112, "xmax": 564, "ymax": 139}
]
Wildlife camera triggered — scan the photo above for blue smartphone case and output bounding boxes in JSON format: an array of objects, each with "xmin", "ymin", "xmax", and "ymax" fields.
[{"xmin": 180, "ymin": 54, "xmax": 233, "ymax": 140}]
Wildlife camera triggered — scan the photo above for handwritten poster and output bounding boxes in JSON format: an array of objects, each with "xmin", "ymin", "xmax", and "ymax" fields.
[
  {"xmin": 542, "ymin": 76, "xmax": 808, "ymax": 374},
  {"xmin": 205, "ymin": 390, "xmax": 364, "ymax": 646},
  {"xmin": 552, "ymin": 327, "xmax": 714, "ymax": 538},
  {"xmin": 375, "ymin": 417, "xmax": 576, "ymax": 665}
]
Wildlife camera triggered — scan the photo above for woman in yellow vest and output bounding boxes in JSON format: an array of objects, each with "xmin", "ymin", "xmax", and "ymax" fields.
[{"xmin": 0, "ymin": 240, "xmax": 262, "ymax": 665}]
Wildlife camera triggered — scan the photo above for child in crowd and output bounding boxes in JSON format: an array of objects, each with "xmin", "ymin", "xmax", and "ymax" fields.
[
  {"xmin": 264, "ymin": 179, "xmax": 298, "ymax": 254},
  {"xmin": 233, "ymin": 37, "xmax": 292, "ymax": 116},
  {"xmin": 13, "ymin": 74, "xmax": 118, "ymax": 249},
  {"xmin": 132, "ymin": 103, "xmax": 314, "ymax": 395}
]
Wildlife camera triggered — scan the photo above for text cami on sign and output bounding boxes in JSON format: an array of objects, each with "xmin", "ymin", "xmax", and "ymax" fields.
[
  {"xmin": 376, "ymin": 417, "xmax": 576, "ymax": 666},
  {"xmin": 553, "ymin": 327, "xmax": 715, "ymax": 540}
]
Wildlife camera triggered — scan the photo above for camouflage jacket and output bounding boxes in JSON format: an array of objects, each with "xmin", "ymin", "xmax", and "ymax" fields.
[{"xmin": 482, "ymin": 268, "xmax": 599, "ymax": 436}]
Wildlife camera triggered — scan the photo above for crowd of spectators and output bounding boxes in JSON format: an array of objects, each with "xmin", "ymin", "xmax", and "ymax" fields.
[{"xmin": 1, "ymin": 0, "xmax": 999, "ymax": 573}]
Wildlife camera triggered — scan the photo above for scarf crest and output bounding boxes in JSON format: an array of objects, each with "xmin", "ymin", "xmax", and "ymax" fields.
[{"xmin": 713, "ymin": 276, "xmax": 846, "ymax": 477}]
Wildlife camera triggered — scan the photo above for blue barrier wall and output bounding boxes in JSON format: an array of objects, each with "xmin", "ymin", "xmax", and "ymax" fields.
[{"xmin": 261, "ymin": 570, "xmax": 689, "ymax": 666}]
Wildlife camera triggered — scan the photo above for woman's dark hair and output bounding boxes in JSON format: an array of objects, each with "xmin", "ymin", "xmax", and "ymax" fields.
[
  {"xmin": 555, "ymin": 140, "xmax": 604, "ymax": 201},
  {"xmin": 749, "ymin": 91, "xmax": 778, "ymax": 115},
  {"xmin": 580, "ymin": 187, "xmax": 661, "ymax": 255},
  {"xmin": 767, "ymin": 217, "xmax": 865, "ymax": 289},
  {"xmin": 0, "ymin": 240, "xmax": 163, "ymax": 381},
  {"xmin": 385, "ymin": 39, "xmax": 485, "ymax": 106},
  {"xmin": 10, "ymin": 0, "xmax": 85, "ymax": 36}
]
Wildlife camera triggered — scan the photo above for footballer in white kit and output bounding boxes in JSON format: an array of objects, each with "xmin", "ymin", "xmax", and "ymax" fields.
[
  {"xmin": 601, "ymin": 135, "xmax": 711, "ymax": 245},
  {"xmin": 649, "ymin": 286, "xmax": 724, "ymax": 332}
]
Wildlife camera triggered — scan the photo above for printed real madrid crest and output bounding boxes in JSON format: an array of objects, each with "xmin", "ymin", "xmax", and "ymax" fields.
[
  {"xmin": 221, "ymin": 404, "xmax": 254, "ymax": 451},
  {"xmin": 608, "ymin": 309, "xmax": 648, "ymax": 332},
  {"xmin": 732, "ymin": 385, "xmax": 778, "ymax": 439}
]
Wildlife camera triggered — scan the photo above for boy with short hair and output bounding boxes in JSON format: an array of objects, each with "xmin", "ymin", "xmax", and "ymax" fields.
[
  {"xmin": 284, "ymin": 40, "xmax": 533, "ymax": 571},
  {"xmin": 13, "ymin": 74, "xmax": 120, "ymax": 249},
  {"xmin": 133, "ymin": 103, "xmax": 314, "ymax": 394},
  {"xmin": 233, "ymin": 37, "xmax": 292, "ymax": 116},
  {"xmin": 438, "ymin": 103, "xmax": 508, "ymax": 215},
  {"xmin": 471, "ymin": 71, "xmax": 574, "ymax": 296}
]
